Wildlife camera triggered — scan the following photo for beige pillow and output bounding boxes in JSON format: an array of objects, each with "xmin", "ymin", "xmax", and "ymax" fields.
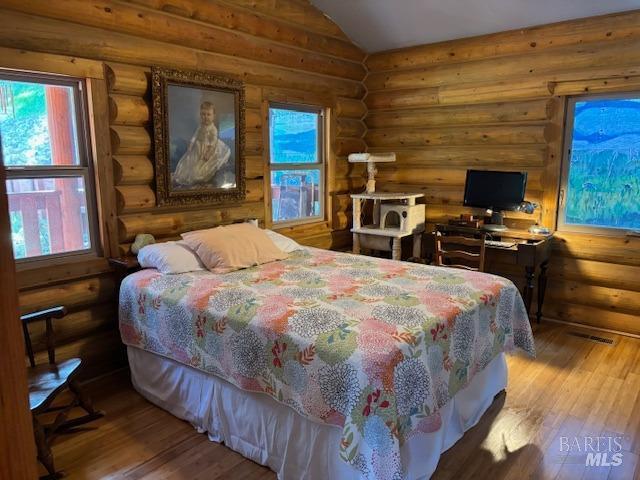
[{"xmin": 181, "ymin": 223, "xmax": 288, "ymax": 273}]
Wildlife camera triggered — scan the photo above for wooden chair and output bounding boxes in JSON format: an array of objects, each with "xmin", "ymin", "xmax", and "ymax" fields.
[
  {"xmin": 22, "ymin": 306, "xmax": 104, "ymax": 479},
  {"xmin": 434, "ymin": 231, "xmax": 487, "ymax": 272}
]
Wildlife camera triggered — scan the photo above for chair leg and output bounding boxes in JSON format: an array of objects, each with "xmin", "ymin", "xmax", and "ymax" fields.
[
  {"xmin": 33, "ymin": 415, "xmax": 63, "ymax": 479},
  {"xmin": 68, "ymin": 379, "xmax": 103, "ymax": 417},
  {"xmin": 55, "ymin": 379, "xmax": 104, "ymax": 430}
]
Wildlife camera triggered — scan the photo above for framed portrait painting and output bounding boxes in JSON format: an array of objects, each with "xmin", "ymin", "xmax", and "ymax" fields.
[{"xmin": 151, "ymin": 66, "xmax": 245, "ymax": 206}]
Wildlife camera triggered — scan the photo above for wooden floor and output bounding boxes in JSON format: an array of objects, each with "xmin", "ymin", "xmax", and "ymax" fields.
[{"xmin": 46, "ymin": 322, "xmax": 640, "ymax": 479}]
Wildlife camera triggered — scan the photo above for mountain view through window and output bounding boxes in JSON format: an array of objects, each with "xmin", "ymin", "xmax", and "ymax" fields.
[
  {"xmin": 563, "ymin": 97, "xmax": 640, "ymax": 231},
  {"xmin": 269, "ymin": 106, "xmax": 323, "ymax": 224}
]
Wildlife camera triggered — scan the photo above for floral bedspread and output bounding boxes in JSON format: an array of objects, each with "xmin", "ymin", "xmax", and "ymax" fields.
[{"xmin": 119, "ymin": 247, "xmax": 534, "ymax": 479}]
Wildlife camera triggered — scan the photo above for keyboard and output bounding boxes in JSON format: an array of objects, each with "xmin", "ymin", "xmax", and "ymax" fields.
[{"xmin": 485, "ymin": 240, "xmax": 517, "ymax": 248}]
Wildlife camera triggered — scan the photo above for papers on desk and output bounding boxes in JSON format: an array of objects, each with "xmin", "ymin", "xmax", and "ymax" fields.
[{"xmin": 485, "ymin": 240, "xmax": 517, "ymax": 248}]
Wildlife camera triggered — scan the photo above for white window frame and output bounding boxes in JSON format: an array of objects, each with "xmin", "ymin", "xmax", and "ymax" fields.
[
  {"xmin": 267, "ymin": 102, "xmax": 326, "ymax": 227},
  {"xmin": 0, "ymin": 70, "xmax": 100, "ymax": 264},
  {"xmin": 558, "ymin": 92, "xmax": 640, "ymax": 236}
]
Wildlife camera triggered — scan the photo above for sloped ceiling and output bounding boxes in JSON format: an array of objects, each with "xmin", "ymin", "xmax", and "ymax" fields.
[{"xmin": 310, "ymin": 0, "xmax": 640, "ymax": 53}]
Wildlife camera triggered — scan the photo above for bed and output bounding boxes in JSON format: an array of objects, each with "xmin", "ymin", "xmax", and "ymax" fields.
[{"xmin": 119, "ymin": 246, "xmax": 535, "ymax": 479}]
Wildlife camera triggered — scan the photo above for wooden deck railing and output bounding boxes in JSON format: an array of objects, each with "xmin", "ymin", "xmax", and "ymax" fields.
[{"xmin": 8, "ymin": 191, "xmax": 65, "ymax": 257}]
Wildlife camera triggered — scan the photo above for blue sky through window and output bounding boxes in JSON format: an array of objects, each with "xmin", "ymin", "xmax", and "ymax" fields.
[{"xmin": 269, "ymin": 107, "xmax": 319, "ymax": 164}]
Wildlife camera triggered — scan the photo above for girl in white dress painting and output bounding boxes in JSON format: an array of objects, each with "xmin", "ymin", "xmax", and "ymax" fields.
[{"xmin": 172, "ymin": 101, "xmax": 231, "ymax": 188}]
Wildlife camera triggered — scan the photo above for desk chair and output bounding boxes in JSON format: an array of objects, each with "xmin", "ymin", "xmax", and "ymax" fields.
[
  {"xmin": 22, "ymin": 306, "xmax": 104, "ymax": 479},
  {"xmin": 434, "ymin": 230, "xmax": 487, "ymax": 272}
]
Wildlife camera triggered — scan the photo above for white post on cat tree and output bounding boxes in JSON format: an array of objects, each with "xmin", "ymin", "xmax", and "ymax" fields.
[
  {"xmin": 348, "ymin": 152, "xmax": 425, "ymax": 260},
  {"xmin": 348, "ymin": 152, "xmax": 396, "ymax": 194}
]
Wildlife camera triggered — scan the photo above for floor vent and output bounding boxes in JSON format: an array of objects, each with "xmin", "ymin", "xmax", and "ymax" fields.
[{"xmin": 567, "ymin": 331, "xmax": 615, "ymax": 345}]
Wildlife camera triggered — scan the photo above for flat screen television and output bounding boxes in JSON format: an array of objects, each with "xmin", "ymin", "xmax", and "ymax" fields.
[{"xmin": 463, "ymin": 170, "xmax": 527, "ymax": 212}]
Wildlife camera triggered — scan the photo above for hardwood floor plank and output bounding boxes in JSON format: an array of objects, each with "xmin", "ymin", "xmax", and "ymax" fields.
[{"xmin": 45, "ymin": 323, "xmax": 639, "ymax": 479}]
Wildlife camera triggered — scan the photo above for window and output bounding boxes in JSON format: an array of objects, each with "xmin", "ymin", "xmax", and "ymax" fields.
[
  {"xmin": 268, "ymin": 103, "xmax": 325, "ymax": 225},
  {"xmin": 559, "ymin": 94, "xmax": 640, "ymax": 233},
  {"xmin": 0, "ymin": 71, "xmax": 98, "ymax": 262}
]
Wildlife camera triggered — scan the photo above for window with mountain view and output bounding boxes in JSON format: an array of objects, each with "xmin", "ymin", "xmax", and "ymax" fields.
[
  {"xmin": 268, "ymin": 104, "xmax": 324, "ymax": 225},
  {"xmin": 559, "ymin": 95, "xmax": 640, "ymax": 233},
  {"xmin": 0, "ymin": 72, "xmax": 97, "ymax": 262}
]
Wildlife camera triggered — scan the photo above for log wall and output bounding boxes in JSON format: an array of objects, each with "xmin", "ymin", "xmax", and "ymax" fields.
[
  {"xmin": 365, "ymin": 10, "xmax": 640, "ymax": 336},
  {"xmin": 2, "ymin": 0, "xmax": 367, "ymax": 378},
  {"xmin": 5, "ymin": 3, "xmax": 640, "ymax": 383}
]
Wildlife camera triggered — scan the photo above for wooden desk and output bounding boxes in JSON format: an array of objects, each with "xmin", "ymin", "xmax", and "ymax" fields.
[{"xmin": 429, "ymin": 225, "xmax": 553, "ymax": 323}]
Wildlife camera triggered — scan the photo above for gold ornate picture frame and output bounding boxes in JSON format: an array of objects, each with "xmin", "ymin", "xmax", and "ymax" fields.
[{"xmin": 151, "ymin": 66, "xmax": 246, "ymax": 206}]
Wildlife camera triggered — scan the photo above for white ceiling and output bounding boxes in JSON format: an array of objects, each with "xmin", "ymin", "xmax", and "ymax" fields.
[{"xmin": 310, "ymin": 0, "xmax": 640, "ymax": 53}]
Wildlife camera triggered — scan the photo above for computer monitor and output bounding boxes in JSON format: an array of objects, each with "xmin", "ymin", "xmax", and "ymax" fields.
[{"xmin": 463, "ymin": 170, "xmax": 528, "ymax": 231}]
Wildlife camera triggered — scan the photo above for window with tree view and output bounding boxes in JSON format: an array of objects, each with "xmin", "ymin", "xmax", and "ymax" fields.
[
  {"xmin": 0, "ymin": 72, "xmax": 97, "ymax": 261},
  {"xmin": 560, "ymin": 95, "xmax": 640, "ymax": 233},
  {"xmin": 269, "ymin": 104, "xmax": 324, "ymax": 224}
]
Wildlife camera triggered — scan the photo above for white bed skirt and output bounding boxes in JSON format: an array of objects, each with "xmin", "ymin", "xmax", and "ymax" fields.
[{"xmin": 128, "ymin": 347, "xmax": 508, "ymax": 480}]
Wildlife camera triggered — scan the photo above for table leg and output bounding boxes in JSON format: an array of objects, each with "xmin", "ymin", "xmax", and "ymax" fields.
[
  {"xmin": 353, "ymin": 233, "xmax": 360, "ymax": 255},
  {"xmin": 412, "ymin": 233, "xmax": 421, "ymax": 258},
  {"xmin": 536, "ymin": 261, "xmax": 548, "ymax": 324},
  {"xmin": 523, "ymin": 266, "xmax": 535, "ymax": 316},
  {"xmin": 392, "ymin": 237, "xmax": 401, "ymax": 261}
]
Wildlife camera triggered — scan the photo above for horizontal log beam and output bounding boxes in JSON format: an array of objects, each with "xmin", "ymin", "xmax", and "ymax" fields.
[
  {"xmin": 245, "ymin": 155, "xmax": 264, "ymax": 179},
  {"xmin": 375, "ymin": 166, "xmax": 543, "ymax": 189},
  {"xmin": 19, "ymin": 275, "xmax": 116, "ymax": 314},
  {"xmin": 553, "ymin": 232, "xmax": 640, "ymax": 266},
  {"xmin": 367, "ymin": 145, "xmax": 547, "ymax": 167},
  {"xmin": 127, "ymin": 0, "xmax": 363, "ymax": 61},
  {"xmin": 335, "ymin": 97, "xmax": 367, "ymax": 119},
  {"xmin": 366, "ymin": 87, "xmax": 439, "ymax": 111},
  {"xmin": 116, "ymin": 178, "xmax": 264, "ymax": 214},
  {"xmin": 112, "ymin": 153, "xmax": 264, "ymax": 188},
  {"xmin": 16, "ymin": 258, "xmax": 112, "ymax": 291},
  {"xmin": 25, "ymin": 303, "xmax": 117, "ymax": 353},
  {"xmin": 426, "ymin": 204, "xmax": 538, "ymax": 222},
  {"xmin": 438, "ymin": 79, "xmax": 555, "ymax": 105},
  {"xmin": 35, "ymin": 329, "xmax": 125, "ymax": 381},
  {"xmin": 365, "ymin": 99, "xmax": 552, "ymax": 129},
  {"xmin": 110, "ymin": 126, "xmax": 151, "ymax": 155},
  {"xmin": 366, "ymin": 10, "xmax": 640, "ymax": 72},
  {"xmin": 105, "ymin": 62, "xmax": 149, "ymax": 96},
  {"xmin": 115, "ymin": 185, "xmax": 156, "ymax": 213},
  {"xmin": 336, "ymin": 117, "xmax": 366, "ymax": 138},
  {"xmin": 365, "ymin": 38, "xmax": 640, "ymax": 91},
  {"xmin": 0, "ymin": 9, "xmax": 365, "ymax": 99},
  {"xmin": 376, "ymin": 183, "xmax": 542, "ymax": 206},
  {"xmin": 333, "ymin": 175, "xmax": 366, "ymax": 194},
  {"xmin": 113, "ymin": 155, "xmax": 154, "ymax": 185},
  {"xmin": 543, "ymin": 300, "xmax": 640, "ymax": 336},
  {"xmin": 334, "ymin": 137, "xmax": 367, "ymax": 156},
  {"xmin": 365, "ymin": 80, "xmax": 554, "ymax": 111},
  {"xmin": 223, "ymin": 0, "xmax": 349, "ymax": 39},
  {"xmin": 1, "ymin": 0, "xmax": 365, "ymax": 81},
  {"xmin": 548, "ymin": 257, "xmax": 640, "ymax": 292},
  {"xmin": 0, "ymin": 45, "xmax": 104, "ymax": 79},
  {"xmin": 552, "ymin": 75, "xmax": 640, "ymax": 96},
  {"xmin": 547, "ymin": 280, "xmax": 640, "ymax": 316},
  {"xmin": 118, "ymin": 201, "xmax": 265, "ymax": 241},
  {"xmin": 246, "ymin": 131, "xmax": 263, "ymax": 154},
  {"xmin": 365, "ymin": 124, "xmax": 548, "ymax": 148},
  {"xmin": 108, "ymin": 94, "xmax": 150, "ymax": 126}
]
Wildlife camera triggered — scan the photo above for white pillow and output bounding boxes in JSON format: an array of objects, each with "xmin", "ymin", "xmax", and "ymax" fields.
[
  {"xmin": 137, "ymin": 241, "xmax": 205, "ymax": 274},
  {"xmin": 264, "ymin": 229, "xmax": 303, "ymax": 253}
]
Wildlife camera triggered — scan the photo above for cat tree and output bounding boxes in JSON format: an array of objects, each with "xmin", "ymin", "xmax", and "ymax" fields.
[{"xmin": 348, "ymin": 153, "xmax": 425, "ymax": 260}]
